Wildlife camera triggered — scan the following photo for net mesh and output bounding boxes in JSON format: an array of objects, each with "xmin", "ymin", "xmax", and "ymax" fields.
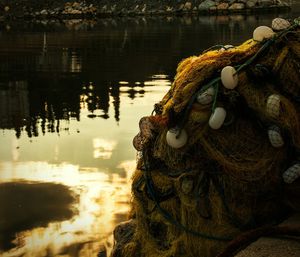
[{"xmin": 111, "ymin": 25, "xmax": 300, "ymax": 257}]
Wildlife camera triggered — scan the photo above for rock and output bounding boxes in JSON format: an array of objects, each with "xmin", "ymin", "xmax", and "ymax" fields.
[
  {"xmin": 166, "ymin": 6, "xmax": 174, "ymax": 12},
  {"xmin": 111, "ymin": 4, "xmax": 116, "ymax": 12},
  {"xmin": 198, "ymin": 0, "xmax": 216, "ymax": 10},
  {"xmin": 183, "ymin": 2, "xmax": 192, "ymax": 11},
  {"xmin": 178, "ymin": 4, "xmax": 185, "ymax": 11},
  {"xmin": 102, "ymin": 5, "xmax": 107, "ymax": 12},
  {"xmin": 246, "ymin": 0, "xmax": 258, "ymax": 8},
  {"xmin": 65, "ymin": 2, "xmax": 72, "ymax": 8},
  {"xmin": 40, "ymin": 9, "xmax": 48, "ymax": 15},
  {"xmin": 229, "ymin": 3, "xmax": 245, "ymax": 10},
  {"xmin": 259, "ymin": 0, "xmax": 274, "ymax": 7},
  {"xmin": 70, "ymin": 9, "xmax": 81, "ymax": 14},
  {"xmin": 90, "ymin": 7, "xmax": 97, "ymax": 13},
  {"xmin": 217, "ymin": 3, "xmax": 229, "ymax": 10},
  {"xmin": 277, "ymin": 0, "xmax": 289, "ymax": 7},
  {"xmin": 72, "ymin": 2, "xmax": 80, "ymax": 9}
]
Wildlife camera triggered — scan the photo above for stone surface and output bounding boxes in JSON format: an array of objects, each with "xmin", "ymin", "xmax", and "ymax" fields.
[
  {"xmin": 198, "ymin": 0, "xmax": 216, "ymax": 10},
  {"xmin": 246, "ymin": 0, "xmax": 258, "ymax": 8},
  {"xmin": 259, "ymin": 0, "xmax": 274, "ymax": 7},
  {"xmin": 217, "ymin": 3, "xmax": 229, "ymax": 10},
  {"xmin": 0, "ymin": 0, "xmax": 292, "ymax": 18},
  {"xmin": 229, "ymin": 3, "xmax": 245, "ymax": 10},
  {"xmin": 183, "ymin": 1, "xmax": 192, "ymax": 11},
  {"xmin": 234, "ymin": 214, "xmax": 300, "ymax": 257}
]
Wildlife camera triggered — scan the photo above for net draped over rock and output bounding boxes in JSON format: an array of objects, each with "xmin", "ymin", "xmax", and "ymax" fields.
[{"xmin": 111, "ymin": 19, "xmax": 300, "ymax": 257}]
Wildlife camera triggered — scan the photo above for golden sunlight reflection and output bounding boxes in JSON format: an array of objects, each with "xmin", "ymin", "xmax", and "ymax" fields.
[
  {"xmin": 93, "ymin": 138, "xmax": 117, "ymax": 159},
  {"xmin": 144, "ymin": 79, "xmax": 172, "ymax": 86},
  {"xmin": 0, "ymin": 160, "xmax": 136, "ymax": 257}
]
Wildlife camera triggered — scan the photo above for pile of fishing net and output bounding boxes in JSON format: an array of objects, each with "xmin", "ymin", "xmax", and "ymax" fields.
[{"xmin": 111, "ymin": 17, "xmax": 300, "ymax": 257}]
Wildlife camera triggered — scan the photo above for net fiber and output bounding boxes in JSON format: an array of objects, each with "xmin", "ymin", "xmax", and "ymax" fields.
[{"xmin": 111, "ymin": 25, "xmax": 300, "ymax": 257}]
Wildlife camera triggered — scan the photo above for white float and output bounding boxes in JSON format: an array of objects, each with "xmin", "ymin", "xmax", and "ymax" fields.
[
  {"xmin": 272, "ymin": 18, "xmax": 291, "ymax": 31},
  {"xmin": 166, "ymin": 128, "xmax": 188, "ymax": 149},
  {"xmin": 253, "ymin": 26, "xmax": 275, "ymax": 42},
  {"xmin": 282, "ymin": 163, "xmax": 300, "ymax": 184},
  {"xmin": 268, "ymin": 125, "xmax": 284, "ymax": 148},
  {"xmin": 266, "ymin": 94, "xmax": 281, "ymax": 118},
  {"xmin": 221, "ymin": 66, "xmax": 239, "ymax": 90},
  {"xmin": 220, "ymin": 45, "xmax": 234, "ymax": 51},
  {"xmin": 197, "ymin": 87, "xmax": 215, "ymax": 105},
  {"xmin": 209, "ymin": 107, "xmax": 227, "ymax": 130}
]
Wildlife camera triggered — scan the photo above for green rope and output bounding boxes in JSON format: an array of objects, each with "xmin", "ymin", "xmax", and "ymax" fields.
[
  {"xmin": 174, "ymin": 18, "xmax": 299, "ymax": 135},
  {"xmin": 211, "ymin": 82, "xmax": 219, "ymax": 113},
  {"xmin": 177, "ymin": 77, "xmax": 220, "ymax": 134}
]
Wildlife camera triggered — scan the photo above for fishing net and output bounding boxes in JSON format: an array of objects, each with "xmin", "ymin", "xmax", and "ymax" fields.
[{"xmin": 111, "ymin": 18, "xmax": 300, "ymax": 257}]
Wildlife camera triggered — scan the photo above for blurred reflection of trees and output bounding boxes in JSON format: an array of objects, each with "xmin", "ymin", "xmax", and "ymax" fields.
[{"xmin": 0, "ymin": 14, "xmax": 291, "ymax": 138}]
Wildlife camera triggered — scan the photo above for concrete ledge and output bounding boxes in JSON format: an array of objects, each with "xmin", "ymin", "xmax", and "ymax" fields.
[{"xmin": 234, "ymin": 214, "xmax": 300, "ymax": 257}]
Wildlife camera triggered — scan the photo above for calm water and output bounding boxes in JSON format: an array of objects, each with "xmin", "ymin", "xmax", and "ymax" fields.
[{"xmin": 0, "ymin": 5, "xmax": 299, "ymax": 257}]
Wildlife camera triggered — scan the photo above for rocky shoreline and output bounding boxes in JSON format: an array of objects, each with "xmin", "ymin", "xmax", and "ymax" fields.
[{"xmin": 0, "ymin": 0, "xmax": 291, "ymax": 19}]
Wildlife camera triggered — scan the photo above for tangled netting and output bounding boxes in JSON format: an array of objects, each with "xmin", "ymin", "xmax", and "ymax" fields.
[{"xmin": 111, "ymin": 19, "xmax": 300, "ymax": 257}]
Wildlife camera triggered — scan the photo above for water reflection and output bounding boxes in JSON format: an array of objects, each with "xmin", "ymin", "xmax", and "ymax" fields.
[
  {"xmin": 0, "ymin": 182, "xmax": 76, "ymax": 251},
  {"xmin": 0, "ymin": 81, "xmax": 29, "ymax": 132},
  {"xmin": 0, "ymin": 161, "xmax": 135, "ymax": 257},
  {"xmin": 0, "ymin": 77, "xmax": 169, "ymax": 256}
]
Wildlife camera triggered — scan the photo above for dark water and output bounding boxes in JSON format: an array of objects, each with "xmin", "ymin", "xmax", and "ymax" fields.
[{"xmin": 0, "ymin": 5, "xmax": 299, "ymax": 257}]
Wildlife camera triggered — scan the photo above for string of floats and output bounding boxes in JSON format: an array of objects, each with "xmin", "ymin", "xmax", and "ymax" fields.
[{"xmin": 139, "ymin": 17, "xmax": 300, "ymax": 241}]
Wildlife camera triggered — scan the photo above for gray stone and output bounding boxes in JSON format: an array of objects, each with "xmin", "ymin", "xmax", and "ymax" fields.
[{"xmin": 198, "ymin": 0, "xmax": 216, "ymax": 10}]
